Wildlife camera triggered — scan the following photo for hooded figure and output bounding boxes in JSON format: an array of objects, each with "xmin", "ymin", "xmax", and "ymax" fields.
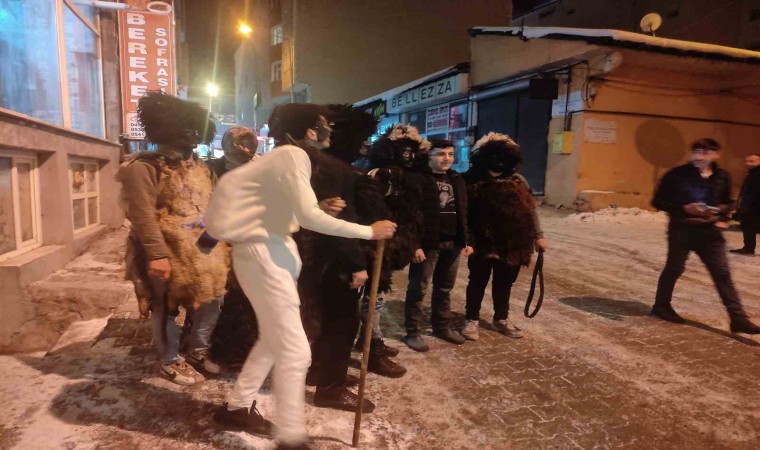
[
  {"xmin": 461, "ymin": 132, "xmax": 545, "ymax": 342},
  {"xmin": 209, "ymin": 126, "xmax": 258, "ymax": 178},
  {"xmin": 119, "ymin": 92, "xmax": 229, "ymax": 386}
]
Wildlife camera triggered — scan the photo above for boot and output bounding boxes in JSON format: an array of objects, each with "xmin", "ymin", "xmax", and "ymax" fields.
[
  {"xmin": 213, "ymin": 402, "xmax": 274, "ymax": 437},
  {"xmin": 355, "ymin": 335, "xmax": 401, "ymax": 357},
  {"xmin": 650, "ymin": 303, "xmax": 687, "ymax": 324},
  {"xmin": 314, "ymin": 385, "xmax": 375, "ymax": 413},
  {"xmin": 730, "ymin": 317, "xmax": 760, "ymax": 334},
  {"xmin": 368, "ymin": 355, "xmax": 407, "ymax": 378}
]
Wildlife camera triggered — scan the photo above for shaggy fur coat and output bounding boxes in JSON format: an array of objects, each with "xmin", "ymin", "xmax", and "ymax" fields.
[
  {"xmin": 466, "ymin": 173, "xmax": 536, "ymax": 266},
  {"xmin": 122, "ymin": 153, "xmax": 230, "ymax": 313}
]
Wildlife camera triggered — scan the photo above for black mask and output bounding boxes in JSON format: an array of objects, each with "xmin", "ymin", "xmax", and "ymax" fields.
[
  {"xmin": 393, "ymin": 146, "xmax": 416, "ymax": 169},
  {"xmin": 489, "ymin": 153, "xmax": 507, "ymax": 173}
]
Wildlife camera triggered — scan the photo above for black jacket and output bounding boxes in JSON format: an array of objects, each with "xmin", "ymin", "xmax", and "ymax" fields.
[
  {"xmin": 652, "ymin": 163, "xmax": 732, "ymax": 226},
  {"xmin": 738, "ymin": 167, "xmax": 760, "ymax": 218},
  {"xmin": 418, "ymin": 168, "xmax": 470, "ymax": 251}
]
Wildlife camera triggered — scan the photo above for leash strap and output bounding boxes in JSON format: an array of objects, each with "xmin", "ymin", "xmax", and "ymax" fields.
[{"xmin": 524, "ymin": 251, "xmax": 545, "ymax": 318}]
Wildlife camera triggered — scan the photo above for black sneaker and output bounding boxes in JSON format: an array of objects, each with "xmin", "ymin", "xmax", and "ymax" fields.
[
  {"xmin": 355, "ymin": 336, "xmax": 400, "ymax": 358},
  {"xmin": 314, "ymin": 387, "xmax": 376, "ymax": 413},
  {"xmin": 650, "ymin": 304, "xmax": 687, "ymax": 324},
  {"xmin": 368, "ymin": 355, "xmax": 407, "ymax": 378},
  {"xmin": 433, "ymin": 328, "xmax": 466, "ymax": 345},
  {"xmin": 213, "ymin": 402, "xmax": 274, "ymax": 437},
  {"xmin": 730, "ymin": 318, "xmax": 760, "ymax": 334},
  {"xmin": 729, "ymin": 248, "xmax": 756, "ymax": 256}
]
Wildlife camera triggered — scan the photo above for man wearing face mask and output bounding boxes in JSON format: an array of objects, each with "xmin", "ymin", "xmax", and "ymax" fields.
[
  {"xmin": 651, "ymin": 138, "xmax": 760, "ymax": 334},
  {"xmin": 119, "ymin": 92, "xmax": 229, "ymax": 386},
  {"xmin": 462, "ymin": 133, "xmax": 546, "ymax": 341},
  {"xmin": 205, "ymin": 103, "xmax": 396, "ymax": 449}
]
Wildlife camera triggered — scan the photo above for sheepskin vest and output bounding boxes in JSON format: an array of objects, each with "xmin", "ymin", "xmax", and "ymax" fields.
[{"xmin": 125, "ymin": 153, "xmax": 230, "ymax": 311}]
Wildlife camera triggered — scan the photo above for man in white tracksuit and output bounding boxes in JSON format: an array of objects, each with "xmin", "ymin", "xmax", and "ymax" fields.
[{"xmin": 205, "ymin": 103, "xmax": 396, "ymax": 450}]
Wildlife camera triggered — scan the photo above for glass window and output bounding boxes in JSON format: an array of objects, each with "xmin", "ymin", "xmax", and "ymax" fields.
[
  {"xmin": 271, "ymin": 24, "xmax": 283, "ymax": 45},
  {"xmin": 0, "ymin": 0, "xmax": 63, "ymax": 125},
  {"xmin": 408, "ymin": 109, "xmax": 426, "ymax": 133},
  {"xmin": 68, "ymin": 0, "xmax": 97, "ymax": 25},
  {"xmin": 271, "ymin": 61, "xmax": 282, "ymax": 82},
  {"xmin": 449, "ymin": 102, "xmax": 467, "ymax": 130},
  {"xmin": 64, "ymin": 4, "xmax": 104, "ymax": 137},
  {"xmin": 0, "ymin": 157, "xmax": 16, "ymax": 255},
  {"xmin": 0, "ymin": 153, "xmax": 40, "ymax": 260},
  {"xmin": 70, "ymin": 159, "xmax": 99, "ymax": 231}
]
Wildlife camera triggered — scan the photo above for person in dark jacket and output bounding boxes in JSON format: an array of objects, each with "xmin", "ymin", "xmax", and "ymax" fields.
[
  {"xmin": 209, "ymin": 125, "xmax": 258, "ymax": 177},
  {"xmin": 651, "ymin": 138, "xmax": 760, "ymax": 334},
  {"xmin": 403, "ymin": 139, "xmax": 473, "ymax": 352},
  {"xmin": 730, "ymin": 154, "xmax": 760, "ymax": 256},
  {"xmin": 462, "ymin": 133, "xmax": 547, "ymax": 341}
]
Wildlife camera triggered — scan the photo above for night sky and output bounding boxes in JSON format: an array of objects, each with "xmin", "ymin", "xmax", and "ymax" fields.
[{"xmin": 184, "ymin": 0, "xmax": 252, "ymax": 106}]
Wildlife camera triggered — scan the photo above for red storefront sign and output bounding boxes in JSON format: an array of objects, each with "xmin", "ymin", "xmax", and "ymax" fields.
[{"xmin": 118, "ymin": 3, "xmax": 175, "ymax": 139}]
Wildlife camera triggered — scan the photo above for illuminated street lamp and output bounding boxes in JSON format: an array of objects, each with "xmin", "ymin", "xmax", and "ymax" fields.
[
  {"xmin": 239, "ymin": 22, "xmax": 253, "ymax": 37},
  {"xmin": 206, "ymin": 82, "xmax": 220, "ymax": 97}
]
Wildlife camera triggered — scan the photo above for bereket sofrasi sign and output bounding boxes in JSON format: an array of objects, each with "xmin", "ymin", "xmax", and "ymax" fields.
[{"xmin": 118, "ymin": 1, "xmax": 175, "ymax": 139}]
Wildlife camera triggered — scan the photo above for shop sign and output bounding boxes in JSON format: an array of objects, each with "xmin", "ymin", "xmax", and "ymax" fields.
[
  {"xmin": 388, "ymin": 73, "xmax": 467, "ymax": 114},
  {"xmin": 426, "ymin": 105, "xmax": 450, "ymax": 134},
  {"xmin": 361, "ymin": 99, "xmax": 387, "ymax": 119},
  {"xmin": 119, "ymin": 1, "xmax": 175, "ymax": 139}
]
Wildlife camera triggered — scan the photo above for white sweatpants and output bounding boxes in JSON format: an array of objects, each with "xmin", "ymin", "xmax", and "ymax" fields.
[{"xmin": 227, "ymin": 236, "xmax": 311, "ymax": 445}]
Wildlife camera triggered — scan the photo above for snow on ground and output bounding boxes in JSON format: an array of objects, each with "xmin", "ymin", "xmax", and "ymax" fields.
[
  {"xmin": 565, "ymin": 207, "xmax": 669, "ymax": 224},
  {"xmin": 1, "ymin": 208, "xmax": 759, "ymax": 449}
]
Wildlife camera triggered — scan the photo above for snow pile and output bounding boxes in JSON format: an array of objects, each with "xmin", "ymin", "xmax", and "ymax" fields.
[{"xmin": 565, "ymin": 207, "xmax": 668, "ymax": 224}]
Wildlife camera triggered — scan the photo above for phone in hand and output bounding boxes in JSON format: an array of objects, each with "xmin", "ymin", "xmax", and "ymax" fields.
[{"xmin": 196, "ymin": 231, "xmax": 219, "ymax": 254}]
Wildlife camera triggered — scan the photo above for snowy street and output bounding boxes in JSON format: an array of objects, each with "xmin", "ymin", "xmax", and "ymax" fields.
[{"xmin": 1, "ymin": 207, "xmax": 759, "ymax": 449}]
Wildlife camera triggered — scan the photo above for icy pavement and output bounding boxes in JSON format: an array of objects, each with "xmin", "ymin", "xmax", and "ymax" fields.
[{"xmin": 1, "ymin": 208, "xmax": 759, "ymax": 449}]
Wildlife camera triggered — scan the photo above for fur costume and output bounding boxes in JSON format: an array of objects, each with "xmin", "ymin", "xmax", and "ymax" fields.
[
  {"xmin": 367, "ymin": 124, "xmax": 435, "ymax": 285},
  {"xmin": 466, "ymin": 132, "xmax": 536, "ymax": 266},
  {"xmin": 121, "ymin": 93, "xmax": 229, "ymax": 316}
]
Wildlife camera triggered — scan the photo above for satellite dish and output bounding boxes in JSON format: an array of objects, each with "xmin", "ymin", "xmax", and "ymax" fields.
[{"xmin": 640, "ymin": 13, "xmax": 663, "ymax": 35}]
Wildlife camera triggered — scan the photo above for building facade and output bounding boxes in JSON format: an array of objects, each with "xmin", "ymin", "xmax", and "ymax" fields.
[
  {"xmin": 234, "ymin": 0, "xmax": 513, "ymax": 132},
  {"xmin": 0, "ymin": 0, "xmax": 126, "ymax": 349}
]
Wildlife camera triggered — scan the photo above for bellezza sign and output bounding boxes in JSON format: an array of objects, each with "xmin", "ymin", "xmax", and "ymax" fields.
[{"xmin": 388, "ymin": 73, "xmax": 467, "ymax": 114}]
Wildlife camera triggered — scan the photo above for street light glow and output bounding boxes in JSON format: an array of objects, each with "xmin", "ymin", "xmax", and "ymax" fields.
[
  {"xmin": 206, "ymin": 82, "xmax": 219, "ymax": 97},
  {"xmin": 239, "ymin": 22, "xmax": 253, "ymax": 37}
]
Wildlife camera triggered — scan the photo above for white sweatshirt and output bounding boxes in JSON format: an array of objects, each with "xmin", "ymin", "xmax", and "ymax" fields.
[{"xmin": 205, "ymin": 145, "xmax": 374, "ymax": 244}]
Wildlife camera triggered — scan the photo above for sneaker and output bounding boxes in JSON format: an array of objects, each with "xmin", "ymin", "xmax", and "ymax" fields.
[
  {"xmin": 160, "ymin": 361, "xmax": 203, "ymax": 386},
  {"xmin": 307, "ymin": 370, "xmax": 360, "ymax": 387},
  {"xmin": 403, "ymin": 334, "xmax": 429, "ymax": 352},
  {"xmin": 186, "ymin": 351, "xmax": 222, "ymax": 375},
  {"xmin": 730, "ymin": 318, "xmax": 760, "ymax": 334},
  {"xmin": 462, "ymin": 320, "xmax": 480, "ymax": 341},
  {"xmin": 492, "ymin": 319, "xmax": 523, "ymax": 339},
  {"xmin": 213, "ymin": 402, "xmax": 274, "ymax": 437},
  {"xmin": 368, "ymin": 355, "xmax": 407, "ymax": 378},
  {"xmin": 433, "ymin": 328, "xmax": 466, "ymax": 345},
  {"xmin": 314, "ymin": 387, "xmax": 376, "ymax": 413},
  {"xmin": 729, "ymin": 248, "xmax": 756, "ymax": 256},
  {"xmin": 650, "ymin": 304, "xmax": 687, "ymax": 324}
]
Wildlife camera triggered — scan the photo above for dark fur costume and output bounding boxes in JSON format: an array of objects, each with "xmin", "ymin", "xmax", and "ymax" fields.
[
  {"xmin": 295, "ymin": 105, "xmax": 390, "ymax": 342},
  {"xmin": 466, "ymin": 134, "xmax": 536, "ymax": 266},
  {"xmin": 366, "ymin": 125, "xmax": 435, "ymax": 284}
]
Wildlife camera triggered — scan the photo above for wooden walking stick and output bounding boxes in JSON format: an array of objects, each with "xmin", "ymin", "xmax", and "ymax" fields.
[{"xmin": 352, "ymin": 240, "xmax": 386, "ymax": 447}]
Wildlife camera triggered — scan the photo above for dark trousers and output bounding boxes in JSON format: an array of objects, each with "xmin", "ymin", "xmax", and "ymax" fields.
[
  {"xmin": 465, "ymin": 255, "xmax": 521, "ymax": 322},
  {"xmin": 740, "ymin": 217, "xmax": 760, "ymax": 252},
  {"xmin": 311, "ymin": 267, "xmax": 361, "ymax": 389},
  {"xmin": 654, "ymin": 225, "xmax": 748, "ymax": 320},
  {"xmin": 405, "ymin": 241, "xmax": 461, "ymax": 335}
]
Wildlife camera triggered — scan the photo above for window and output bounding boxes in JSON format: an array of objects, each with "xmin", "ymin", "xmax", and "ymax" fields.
[
  {"xmin": 271, "ymin": 24, "xmax": 283, "ymax": 45},
  {"xmin": 0, "ymin": 0, "xmax": 104, "ymax": 137},
  {"xmin": 0, "ymin": 0, "xmax": 64, "ymax": 125},
  {"xmin": 408, "ymin": 101, "xmax": 470, "ymax": 172},
  {"xmin": 271, "ymin": 61, "xmax": 282, "ymax": 82},
  {"xmin": 64, "ymin": 3, "xmax": 104, "ymax": 137},
  {"xmin": 69, "ymin": 159, "xmax": 99, "ymax": 232},
  {"xmin": 0, "ymin": 152, "xmax": 41, "ymax": 261}
]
